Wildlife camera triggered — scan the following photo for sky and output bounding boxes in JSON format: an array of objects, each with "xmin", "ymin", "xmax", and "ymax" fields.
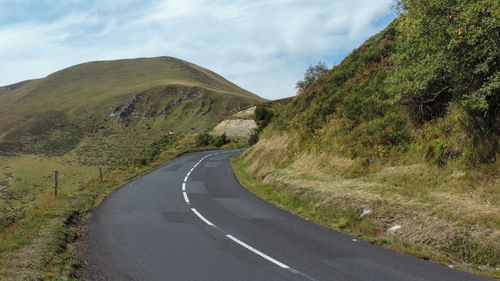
[{"xmin": 0, "ymin": 0, "xmax": 396, "ymax": 100}]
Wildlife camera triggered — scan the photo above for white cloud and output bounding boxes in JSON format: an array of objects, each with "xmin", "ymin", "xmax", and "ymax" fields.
[{"xmin": 0, "ymin": 0, "xmax": 395, "ymax": 99}]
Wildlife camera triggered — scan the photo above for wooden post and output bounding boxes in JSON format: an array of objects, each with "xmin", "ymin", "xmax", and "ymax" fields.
[
  {"xmin": 99, "ymin": 166, "xmax": 103, "ymax": 182},
  {"xmin": 54, "ymin": 170, "xmax": 58, "ymax": 198}
]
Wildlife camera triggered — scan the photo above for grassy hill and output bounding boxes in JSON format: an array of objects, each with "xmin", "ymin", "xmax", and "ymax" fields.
[
  {"xmin": 0, "ymin": 57, "xmax": 263, "ymax": 156},
  {"xmin": 0, "ymin": 57, "xmax": 264, "ymax": 279},
  {"xmin": 0, "ymin": 55, "xmax": 264, "ymax": 217},
  {"xmin": 236, "ymin": 1, "xmax": 499, "ymax": 278}
]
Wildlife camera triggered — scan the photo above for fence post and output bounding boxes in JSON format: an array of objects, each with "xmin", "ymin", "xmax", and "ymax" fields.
[
  {"xmin": 54, "ymin": 170, "xmax": 58, "ymax": 198},
  {"xmin": 99, "ymin": 166, "xmax": 103, "ymax": 182}
]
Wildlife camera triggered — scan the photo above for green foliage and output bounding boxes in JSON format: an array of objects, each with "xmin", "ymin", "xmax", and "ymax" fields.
[
  {"xmin": 0, "ymin": 57, "xmax": 265, "ymax": 159},
  {"xmin": 248, "ymin": 130, "xmax": 259, "ymax": 146},
  {"xmin": 255, "ymin": 105, "xmax": 274, "ymax": 130},
  {"xmin": 295, "ymin": 62, "xmax": 329, "ymax": 94},
  {"xmin": 214, "ymin": 133, "xmax": 229, "ymax": 147},
  {"xmin": 248, "ymin": 106, "xmax": 274, "ymax": 146},
  {"xmin": 390, "ymin": 0, "xmax": 499, "ymax": 161},
  {"xmin": 195, "ymin": 132, "xmax": 212, "ymax": 147},
  {"xmin": 141, "ymin": 134, "xmax": 177, "ymax": 163},
  {"xmin": 268, "ymin": 0, "xmax": 499, "ymax": 166}
]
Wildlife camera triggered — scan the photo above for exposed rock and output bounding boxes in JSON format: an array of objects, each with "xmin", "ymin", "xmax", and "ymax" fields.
[
  {"xmin": 109, "ymin": 105, "xmax": 121, "ymax": 117},
  {"xmin": 360, "ymin": 209, "xmax": 372, "ymax": 217},
  {"xmin": 212, "ymin": 119, "xmax": 257, "ymax": 137},
  {"xmin": 233, "ymin": 106, "xmax": 256, "ymax": 118},
  {"xmin": 387, "ymin": 224, "xmax": 402, "ymax": 234},
  {"xmin": 110, "ymin": 95, "xmax": 143, "ymax": 125},
  {"xmin": 200, "ymin": 97, "xmax": 214, "ymax": 115}
]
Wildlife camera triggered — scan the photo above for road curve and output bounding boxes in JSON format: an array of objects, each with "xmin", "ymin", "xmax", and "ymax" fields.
[{"xmin": 77, "ymin": 150, "xmax": 491, "ymax": 281}]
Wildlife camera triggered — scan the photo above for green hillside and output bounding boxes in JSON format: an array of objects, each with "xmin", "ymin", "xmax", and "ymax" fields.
[
  {"xmin": 0, "ymin": 57, "xmax": 263, "ymax": 156},
  {"xmin": 0, "ymin": 55, "xmax": 264, "ymax": 212},
  {"xmin": 238, "ymin": 0, "xmax": 499, "ymax": 278},
  {"xmin": 0, "ymin": 57, "xmax": 265, "ymax": 279}
]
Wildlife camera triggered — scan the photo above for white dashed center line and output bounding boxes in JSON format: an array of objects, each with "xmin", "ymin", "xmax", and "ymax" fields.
[
  {"xmin": 181, "ymin": 151, "xmax": 305, "ymax": 277},
  {"xmin": 191, "ymin": 208, "xmax": 215, "ymax": 226},
  {"xmin": 226, "ymin": 235, "xmax": 290, "ymax": 269},
  {"xmin": 183, "ymin": 191, "xmax": 190, "ymax": 203}
]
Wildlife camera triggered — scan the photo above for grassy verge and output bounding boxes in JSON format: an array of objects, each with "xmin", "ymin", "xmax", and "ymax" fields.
[
  {"xmin": 0, "ymin": 134, "xmax": 244, "ymax": 280},
  {"xmin": 231, "ymin": 154, "xmax": 500, "ymax": 280}
]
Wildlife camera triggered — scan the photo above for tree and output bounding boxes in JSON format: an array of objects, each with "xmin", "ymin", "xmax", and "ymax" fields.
[
  {"xmin": 296, "ymin": 62, "xmax": 329, "ymax": 94},
  {"xmin": 255, "ymin": 106, "xmax": 273, "ymax": 130},
  {"xmin": 195, "ymin": 132, "xmax": 211, "ymax": 147},
  {"xmin": 389, "ymin": 0, "xmax": 499, "ymax": 161},
  {"xmin": 390, "ymin": 0, "xmax": 499, "ymax": 122},
  {"xmin": 215, "ymin": 133, "xmax": 228, "ymax": 147}
]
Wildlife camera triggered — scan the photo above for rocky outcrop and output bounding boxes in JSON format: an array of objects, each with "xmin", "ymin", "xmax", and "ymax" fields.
[
  {"xmin": 232, "ymin": 106, "xmax": 256, "ymax": 118},
  {"xmin": 109, "ymin": 95, "xmax": 142, "ymax": 118},
  {"xmin": 109, "ymin": 95, "xmax": 143, "ymax": 125},
  {"xmin": 212, "ymin": 119, "xmax": 257, "ymax": 137}
]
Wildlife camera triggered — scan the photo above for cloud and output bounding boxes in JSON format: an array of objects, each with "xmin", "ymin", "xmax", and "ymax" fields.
[{"xmin": 0, "ymin": 0, "xmax": 395, "ymax": 99}]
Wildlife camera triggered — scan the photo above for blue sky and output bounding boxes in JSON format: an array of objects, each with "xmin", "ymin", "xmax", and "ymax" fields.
[{"xmin": 0, "ymin": 0, "xmax": 396, "ymax": 99}]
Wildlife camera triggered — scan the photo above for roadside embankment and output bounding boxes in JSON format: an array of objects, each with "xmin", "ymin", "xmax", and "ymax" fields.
[{"xmin": 232, "ymin": 133, "xmax": 500, "ymax": 280}]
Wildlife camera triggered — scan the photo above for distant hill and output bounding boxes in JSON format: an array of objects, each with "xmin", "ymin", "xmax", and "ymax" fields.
[{"xmin": 0, "ymin": 57, "xmax": 265, "ymax": 160}]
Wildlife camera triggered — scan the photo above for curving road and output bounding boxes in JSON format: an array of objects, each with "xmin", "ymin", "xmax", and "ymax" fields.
[{"xmin": 77, "ymin": 150, "xmax": 491, "ymax": 281}]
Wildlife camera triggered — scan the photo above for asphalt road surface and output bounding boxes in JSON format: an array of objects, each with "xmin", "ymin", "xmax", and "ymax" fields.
[{"xmin": 78, "ymin": 150, "xmax": 491, "ymax": 281}]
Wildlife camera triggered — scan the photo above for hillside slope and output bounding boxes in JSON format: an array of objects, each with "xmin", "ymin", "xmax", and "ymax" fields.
[
  {"xmin": 238, "ymin": 1, "xmax": 499, "ymax": 278},
  {"xmin": 0, "ymin": 57, "xmax": 264, "ymax": 158},
  {"xmin": 0, "ymin": 57, "xmax": 265, "ymax": 280},
  {"xmin": 0, "ymin": 57, "xmax": 265, "ymax": 279},
  {"xmin": 0, "ymin": 56, "xmax": 264, "ymax": 233}
]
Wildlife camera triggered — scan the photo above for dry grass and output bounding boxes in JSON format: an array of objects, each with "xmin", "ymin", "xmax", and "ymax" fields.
[{"xmin": 238, "ymin": 133, "xmax": 500, "ymax": 278}]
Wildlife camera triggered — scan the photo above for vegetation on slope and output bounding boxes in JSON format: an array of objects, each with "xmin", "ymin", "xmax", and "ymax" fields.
[
  {"xmin": 239, "ymin": 0, "xmax": 499, "ymax": 278},
  {"xmin": 0, "ymin": 57, "xmax": 264, "ymax": 279}
]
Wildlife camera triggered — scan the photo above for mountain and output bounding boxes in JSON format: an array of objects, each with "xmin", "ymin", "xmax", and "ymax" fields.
[
  {"xmin": 0, "ymin": 57, "xmax": 266, "ymax": 279},
  {"xmin": 0, "ymin": 56, "xmax": 264, "ymax": 160}
]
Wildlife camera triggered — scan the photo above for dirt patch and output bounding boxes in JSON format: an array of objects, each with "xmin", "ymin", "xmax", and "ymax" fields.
[
  {"xmin": 212, "ymin": 119, "xmax": 257, "ymax": 137},
  {"xmin": 232, "ymin": 106, "xmax": 256, "ymax": 118}
]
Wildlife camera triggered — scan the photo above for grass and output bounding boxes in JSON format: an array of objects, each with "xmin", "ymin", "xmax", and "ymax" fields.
[
  {"xmin": 0, "ymin": 133, "xmax": 236, "ymax": 280},
  {"xmin": 236, "ymin": 15, "xmax": 499, "ymax": 279},
  {"xmin": 233, "ymin": 136, "xmax": 500, "ymax": 280},
  {"xmin": 0, "ymin": 57, "xmax": 265, "ymax": 158},
  {"xmin": 0, "ymin": 130, "xmax": 249, "ymax": 280},
  {"xmin": 0, "ymin": 56, "xmax": 265, "ymax": 279}
]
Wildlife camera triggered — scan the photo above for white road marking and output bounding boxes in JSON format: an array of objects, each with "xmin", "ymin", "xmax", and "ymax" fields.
[
  {"xmin": 226, "ymin": 234, "xmax": 290, "ymax": 269},
  {"xmin": 181, "ymin": 152, "xmax": 306, "ymax": 275},
  {"xmin": 191, "ymin": 208, "xmax": 215, "ymax": 226},
  {"xmin": 183, "ymin": 191, "xmax": 190, "ymax": 203}
]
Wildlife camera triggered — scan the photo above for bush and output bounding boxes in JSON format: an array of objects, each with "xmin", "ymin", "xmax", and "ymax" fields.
[
  {"xmin": 195, "ymin": 132, "xmax": 211, "ymax": 147},
  {"xmin": 296, "ymin": 62, "xmax": 329, "ymax": 94},
  {"xmin": 248, "ymin": 130, "xmax": 259, "ymax": 146},
  {"xmin": 390, "ymin": 0, "xmax": 499, "ymax": 162},
  {"xmin": 215, "ymin": 133, "xmax": 228, "ymax": 147},
  {"xmin": 248, "ymin": 106, "xmax": 274, "ymax": 146},
  {"xmin": 255, "ymin": 106, "xmax": 273, "ymax": 130}
]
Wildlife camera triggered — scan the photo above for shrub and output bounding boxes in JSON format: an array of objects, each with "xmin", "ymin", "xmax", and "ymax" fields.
[
  {"xmin": 296, "ymin": 62, "xmax": 329, "ymax": 94},
  {"xmin": 248, "ymin": 130, "xmax": 259, "ymax": 146},
  {"xmin": 215, "ymin": 133, "xmax": 228, "ymax": 147},
  {"xmin": 195, "ymin": 132, "xmax": 211, "ymax": 147}
]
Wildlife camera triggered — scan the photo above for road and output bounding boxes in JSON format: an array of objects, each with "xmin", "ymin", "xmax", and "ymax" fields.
[{"xmin": 77, "ymin": 150, "xmax": 491, "ymax": 281}]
